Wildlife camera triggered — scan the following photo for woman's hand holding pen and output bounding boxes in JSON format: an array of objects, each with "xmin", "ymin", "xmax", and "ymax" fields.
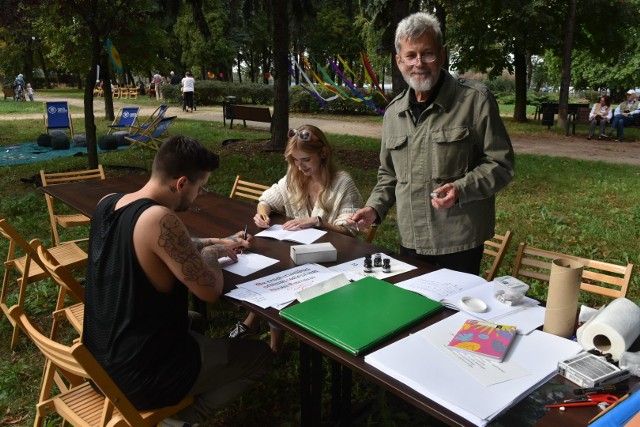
[{"xmin": 254, "ymin": 204, "xmax": 271, "ymax": 228}]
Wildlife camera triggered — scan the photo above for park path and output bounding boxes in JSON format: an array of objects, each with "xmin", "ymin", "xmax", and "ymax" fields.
[{"xmin": 5, "ymin": 94, "xmax": 640, "ymax": 166}]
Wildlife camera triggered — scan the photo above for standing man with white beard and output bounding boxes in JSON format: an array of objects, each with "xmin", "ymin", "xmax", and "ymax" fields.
[{"xmin": 350, "ymin": 11, "xmax": 515, "ymax": 275}]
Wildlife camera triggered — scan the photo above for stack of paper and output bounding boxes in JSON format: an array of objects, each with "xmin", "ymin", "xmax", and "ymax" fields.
[
  {"xmin": 365, "ymin": 313, "xmax": 582, "ymax": 426},
  {"xmin": 394, "ymin": 269, "xmax": 546, "ymax": 334}
]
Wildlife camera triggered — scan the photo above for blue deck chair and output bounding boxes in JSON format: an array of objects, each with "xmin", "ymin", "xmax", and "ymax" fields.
[
  {"xmin": 43, "ymin": 101, "xmax": 74, "ymax": 137},
  {"xmin": 125, "ymin": 115, "xmax": 177, "ymax": 150},
  {"xmin": 107, "ymin": 106, "xmax": 140, "ymax": 134},
  {"xmin": 137, "ymin": 104, "xmax": 168, "ymax": 130}
]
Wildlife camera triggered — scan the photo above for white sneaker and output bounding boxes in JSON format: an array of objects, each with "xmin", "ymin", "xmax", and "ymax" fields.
[{"xmin": 158, "ymin": 418, "xmax": 199, "ymax": 427}]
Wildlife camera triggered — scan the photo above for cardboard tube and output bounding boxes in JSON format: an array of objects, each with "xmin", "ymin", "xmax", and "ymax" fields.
[{"xmin": 543, "ymin": 258, "xmax": 584, "ymax": 338}]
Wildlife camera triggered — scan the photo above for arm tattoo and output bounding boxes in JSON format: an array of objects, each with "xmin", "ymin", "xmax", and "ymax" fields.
[
  {"xmin": 191, "ymin": 237, "xmax": 215, "ymax": 251},
  {"xmin": 159, "ymin": 214, "xmax": 214, "ymax": 284}
]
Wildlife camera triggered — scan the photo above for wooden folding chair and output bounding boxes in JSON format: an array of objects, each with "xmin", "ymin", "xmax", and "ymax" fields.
[
  {"xmin": 363, "ymin": 225, "xmax": 378, "ymax": 243},
  {"xmin": 125, "ymin": 115, "xmax": 177, "ymax": 150},
  {"xmin": 31, "ymin": 239, "xmax": 85, "ymax": 339},
  {"xmin": 40, "ymin": 165, "xmax": 106, "ymax": 246},
  {"xmin": 8, "ymin": 306, "xmax": 193, "ymax": 427},
  {"xmin": 0, "ymin": 217, "xmax": 87, "ymax": 350},
  {"xmin": 512, "ymin": 242, "xmax": 633, "ymax": 299},
  {"xmin": 229, "ymin": 175, "xmax": 270, "ymax": 202},
  {"xmin": 483, "ymin": 230, "xmax": 513, "ymax": 281}
]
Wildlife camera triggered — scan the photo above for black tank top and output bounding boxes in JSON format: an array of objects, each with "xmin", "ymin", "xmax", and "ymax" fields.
[{"xmin": 83, "ymin": 193, "xmax": 200, "ymax": 410}]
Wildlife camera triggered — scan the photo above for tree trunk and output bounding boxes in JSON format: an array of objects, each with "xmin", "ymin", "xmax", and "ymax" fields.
[
  {"xmin": 557, "ymin": 0, "xmax": 577, "ymax": 133},
  {"xmin": 269, "ymin": 0, "xmax": 289, "ymax": 152},
  {"xmin": 513, "ymin": 51, "xmax": 528, "ymax": 122},
  {"xmin": 85, "ymin": 32, "xmax": 101, "ymax": 169},
  {"xmin": 102, "ymin": 54, "xmax": 115, "ymax": 122},
  {"xmin": 391, "ymin": 0, "xmax": 410, "ymax": 96}
]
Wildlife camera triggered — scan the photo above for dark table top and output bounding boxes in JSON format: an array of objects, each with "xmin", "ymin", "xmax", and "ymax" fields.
[{"xmin": 41, "ymin": 175, "xmax": 634, "ymax": 426}]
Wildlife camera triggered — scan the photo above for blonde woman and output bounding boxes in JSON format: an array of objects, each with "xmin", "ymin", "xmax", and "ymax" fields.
[{"xmin": 230, "ymin": 124, "xmax": 363, "ymax": 353}]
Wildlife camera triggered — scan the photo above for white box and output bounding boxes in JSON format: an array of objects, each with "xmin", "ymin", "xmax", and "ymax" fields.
[{"xmin": 290, "ymin": 242, "xmax": 337, "ymax": 265}]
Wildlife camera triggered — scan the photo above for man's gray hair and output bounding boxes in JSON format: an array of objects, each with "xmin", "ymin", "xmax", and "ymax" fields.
[{"xmin": 395, "ymin": 12, "xmax": 443, "ymax": 53}]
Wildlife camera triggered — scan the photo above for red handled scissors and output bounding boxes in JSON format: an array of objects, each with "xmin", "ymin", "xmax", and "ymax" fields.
[{"xmin": 545, "ymin": 393, "xmax": 619, "ymax": 408}]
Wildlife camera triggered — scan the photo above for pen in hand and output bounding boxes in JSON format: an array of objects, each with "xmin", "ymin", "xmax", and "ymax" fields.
[
  {"xmin": 352, "ymin": 204, "xmax": 359, "ymax": 232},
  {"xmin": 241, "ymin": 224, "xmax": 248, "ymax": 255}
]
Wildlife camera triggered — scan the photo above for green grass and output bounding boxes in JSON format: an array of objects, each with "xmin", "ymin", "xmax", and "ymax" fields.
[{"xmin": 0, "ymin": 92, "xmax": 639, "ymax": 426}]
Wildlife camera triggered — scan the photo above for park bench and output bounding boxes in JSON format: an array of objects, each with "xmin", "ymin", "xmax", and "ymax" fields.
[
  {"xmin": 2, "ymin": 87, "xmax": 15, "ymax": 100},
  {"xmin": 224, "ymin": 104, "xmax": 272, "ymax": 131},
  {"xmin": 537, "ymin": 102, "xmax": 589, "ymax": 135}
]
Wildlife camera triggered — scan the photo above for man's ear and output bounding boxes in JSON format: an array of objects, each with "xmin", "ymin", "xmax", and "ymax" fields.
[{"xmin": 176, "ymin": 176, "xmax": 188, "ymax": 192}]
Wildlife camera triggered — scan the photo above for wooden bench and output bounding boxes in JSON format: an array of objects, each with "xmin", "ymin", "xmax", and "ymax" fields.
[
  {"xmin": 2, "ymin": 87, "xmax": 15, "ymax": 100},
  {"xmin": 224, "ymin": 104, "xmax": 272, "ymax": 131}
]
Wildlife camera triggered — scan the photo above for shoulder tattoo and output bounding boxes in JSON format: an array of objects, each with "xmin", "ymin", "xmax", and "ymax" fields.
[{"xmin": 158, "ymin": 214, "xmax": 208, "ymax": 282}]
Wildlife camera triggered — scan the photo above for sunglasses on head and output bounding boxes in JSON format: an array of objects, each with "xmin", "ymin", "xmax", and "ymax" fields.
[{"xmin": 288, "ymin": 128, "xmax": 311, "ymax": 141}]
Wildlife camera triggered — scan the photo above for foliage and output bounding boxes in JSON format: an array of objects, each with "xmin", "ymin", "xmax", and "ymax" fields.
[{"xmin": 0, "ymin": 107, "xmax": 639, "ymax": 425}]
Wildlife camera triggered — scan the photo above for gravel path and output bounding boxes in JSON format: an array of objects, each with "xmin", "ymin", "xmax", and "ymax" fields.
[{"xmin": 6, "ymin": 96, "xmax": 640, "ymax": 166}]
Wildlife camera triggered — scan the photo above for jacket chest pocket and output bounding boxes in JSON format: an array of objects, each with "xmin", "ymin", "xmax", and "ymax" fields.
[
  {"xmin": 431, "ymin": 127, "xmax": 472, "ymax": 181},
  {"xmin": 386, "ymin": 136, "xmax": 409, "ymax": 183}
]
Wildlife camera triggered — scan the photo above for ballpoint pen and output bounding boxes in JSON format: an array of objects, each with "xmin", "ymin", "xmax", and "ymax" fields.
[
  {"xmin": 241, "ymin": 224, "xmax": 248, "ymax": 255},
  {"xmin": 258, "ymin": 204, "xmax": 268, "ymax": 222},
  {"xmin": 352, "ymin": 204, "xmax": 359, "ymax": 232}
]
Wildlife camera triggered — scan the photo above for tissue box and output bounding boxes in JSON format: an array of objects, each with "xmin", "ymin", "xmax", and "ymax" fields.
[{"xmin": 290, "ymin": 242, "xmax": 337, "ymax": 265}]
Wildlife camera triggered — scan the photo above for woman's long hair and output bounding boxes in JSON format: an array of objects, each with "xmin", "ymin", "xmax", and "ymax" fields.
[{"xmin": 284, "ymin": 124, "xmax": 337, "ymax": 213}]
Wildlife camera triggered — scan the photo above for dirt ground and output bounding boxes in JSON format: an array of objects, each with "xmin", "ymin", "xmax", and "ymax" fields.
[{"xmin": 9, "ymin": 95, "xmax": 640, "ymax": 166}]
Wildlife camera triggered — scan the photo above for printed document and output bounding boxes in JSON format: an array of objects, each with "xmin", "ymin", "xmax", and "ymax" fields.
[{"xmin": 225, "ymin": 263, "xmax": 343, "ymax": 309}]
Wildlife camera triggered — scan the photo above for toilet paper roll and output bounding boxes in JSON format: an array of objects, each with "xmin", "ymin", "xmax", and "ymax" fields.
[
  {"xmin": 543, "ymin": 258, "xmax": 583, "ymax": 338},
  {"xmin": 577, "ymin": 297, "xmax": 640, "ymax": 361}
]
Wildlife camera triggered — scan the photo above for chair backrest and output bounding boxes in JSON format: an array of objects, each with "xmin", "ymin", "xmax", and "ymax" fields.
[
  {"xmin": 139, "ymin": 104, "xmax": 169, "ymax": 129},
  {"xmin": 364, "ymin": 225, "xmax": 378, "ymax": 243},
  {"xmin": 40, "ymin": 165, "xmax": 105, "ymax": 186},
  {"xmin": 0, "ymin": 216, "xmax": 45, "ymax": 273},
  {"xmin": 115, "ymin": 106, "xmax": 140, "ymax": 127},
  {"xmin": 229, "ymin": 175, "xmax": 270, "ymax": 202},
  {"xmin": 483, "ymin": 230, "xmax": 513, "ymax": 281},
  {"xmin": 512, "ymin": 242, "xmax": 633, "ymax": 299},
  {"xmin": 44, "ymin": 101, "xmax": 72, "ymax": 134},
  {"xmin": 151, "ymin": 115, "xmax": 176, "ymax": 138},
  {"xmin": 7, "ymin": 305, "xmax": 161, "ymax": 426},
  {"xmin": 32, "ymin": 239, "xmax": 84, "ymax": 306}
]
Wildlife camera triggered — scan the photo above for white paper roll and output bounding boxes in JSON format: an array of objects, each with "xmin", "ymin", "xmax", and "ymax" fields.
[{"xmin": 576, "ymin": 298, "xmax": 640, "ymax": 361}]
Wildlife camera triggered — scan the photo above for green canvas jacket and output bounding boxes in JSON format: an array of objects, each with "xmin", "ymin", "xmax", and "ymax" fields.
[{"xmin": 366, "ymin": 70, "xmax": 515, "ymax": 255}]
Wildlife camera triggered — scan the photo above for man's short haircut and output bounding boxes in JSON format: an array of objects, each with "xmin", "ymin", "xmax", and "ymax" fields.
[
  {"xmin": 395, "ymin": 12, "xmax": 443, "ymax": 53},
  {"xmin": 153, "ymin": 135, "xmax": 219, "ymax": 182}
]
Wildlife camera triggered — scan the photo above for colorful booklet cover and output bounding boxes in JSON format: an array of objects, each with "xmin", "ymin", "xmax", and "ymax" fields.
[
  {"xmin": 448, "ymin": 319, "xmax": 517, "ymax": 361},
  {"xmin": 280, "ymin": 276, "xmax": 443, "ymax": 355}
]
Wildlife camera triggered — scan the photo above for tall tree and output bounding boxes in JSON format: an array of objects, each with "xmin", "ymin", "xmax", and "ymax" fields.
[
  {"xmin": 557, "ymin": 0, "xmax": 576, "ymax": 131},
  {"xmin": 270, "ymin": 0, "xmax": 289, "ymax": 151}
]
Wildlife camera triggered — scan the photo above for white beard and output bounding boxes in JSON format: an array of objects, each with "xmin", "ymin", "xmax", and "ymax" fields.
[{"xmin": 404, "ymin": 69, "xmax": 440, "ymax": 93}]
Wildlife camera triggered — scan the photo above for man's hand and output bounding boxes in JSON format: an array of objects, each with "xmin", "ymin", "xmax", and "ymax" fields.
[
  {"xmin": 348, "ymin": 206, "xmax": 378, "ymax": 230},
  {"xmin": 431, "ymin": 183, "xmax": 459, "ymax": 209}
]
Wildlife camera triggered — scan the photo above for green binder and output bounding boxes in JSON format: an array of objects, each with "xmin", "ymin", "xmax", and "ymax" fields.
[{"xmin": 279, "ymin": 276, "xmax": 442, "ymax": 355}]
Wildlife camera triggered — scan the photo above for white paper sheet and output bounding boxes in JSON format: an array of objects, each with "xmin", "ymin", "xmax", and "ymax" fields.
[
  {"xmin": 365, "ymin": 312, "xmax": 582, "ymax": 426},
  {"xmin": 328, "ymin": 255, "xmax": 417, "ymax": 281},
  {"xmin": 220, "ymin": 252, "xmax": 279, "ymax": 276},
  {"xmin": 255, "ymin": 224, "xmax": 326, "ymax": 244}
]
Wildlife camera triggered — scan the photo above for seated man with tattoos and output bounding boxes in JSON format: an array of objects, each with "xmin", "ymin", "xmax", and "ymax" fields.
[{"xmin": 83, "ymin": 135, "xmax": 273, "ymax": 426}]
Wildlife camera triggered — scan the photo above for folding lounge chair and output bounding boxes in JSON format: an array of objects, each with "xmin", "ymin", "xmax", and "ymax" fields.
[
  {"xmin": 43, "ymin": 101, "xmax": 74, "ymax": 137},
  {"xmin": 125, "ymin": 115, "xmax": 177, "ymax": 150},
  {"xmin": 107, "ymin": 106, "xmax": 140, "ymax": 134},
  {"xmin": 138, "ymin": 104, "xmax": 168, "ymax": 130}
]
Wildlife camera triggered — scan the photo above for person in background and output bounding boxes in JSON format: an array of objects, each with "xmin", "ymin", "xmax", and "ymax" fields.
[
  {"xmin": 152, "ymin": 71, "xmax": 164, "ymax": 100},
  {"xmin": 609, "ymin": 89, "xmax": 640, "ymax": 142},
  {"xmin": 350, "ymin": 11, "xmax": 515, "ymax": 276},
  {"xmin": 170, "ymin": 71, "xmax": 181, "ymax": 85},
  {"xmin": 587, "ymin": 95, "xmax": 612, "ymax": 140},
  {"xmin": 181, "ymin": 71, "xmax": 195, "ymax": 112},
  {"xmin": 26, "ymin": 83, "xmax": 34, "ymax": 101},
  {"xmin": 229, "ymin": 124, "xmax": 363, "ymax": 354},
  {"xmin": 83, "ymin": 135, "xmax": 273, "ymax": 427}
]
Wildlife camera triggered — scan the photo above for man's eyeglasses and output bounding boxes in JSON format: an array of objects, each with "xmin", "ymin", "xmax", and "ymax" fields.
[
  {"xmin": 288, "ymin": 128, "xmax": 311, "ymax": 141},
  {"xmin": 399, "ymin": 53, "xmax": 438, "ymax": 66}
]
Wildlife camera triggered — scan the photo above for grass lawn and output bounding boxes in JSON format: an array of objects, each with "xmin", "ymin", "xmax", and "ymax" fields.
[{"xmin": 0, "ymin": 92, "xmax": 639, "ymax": 426}]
